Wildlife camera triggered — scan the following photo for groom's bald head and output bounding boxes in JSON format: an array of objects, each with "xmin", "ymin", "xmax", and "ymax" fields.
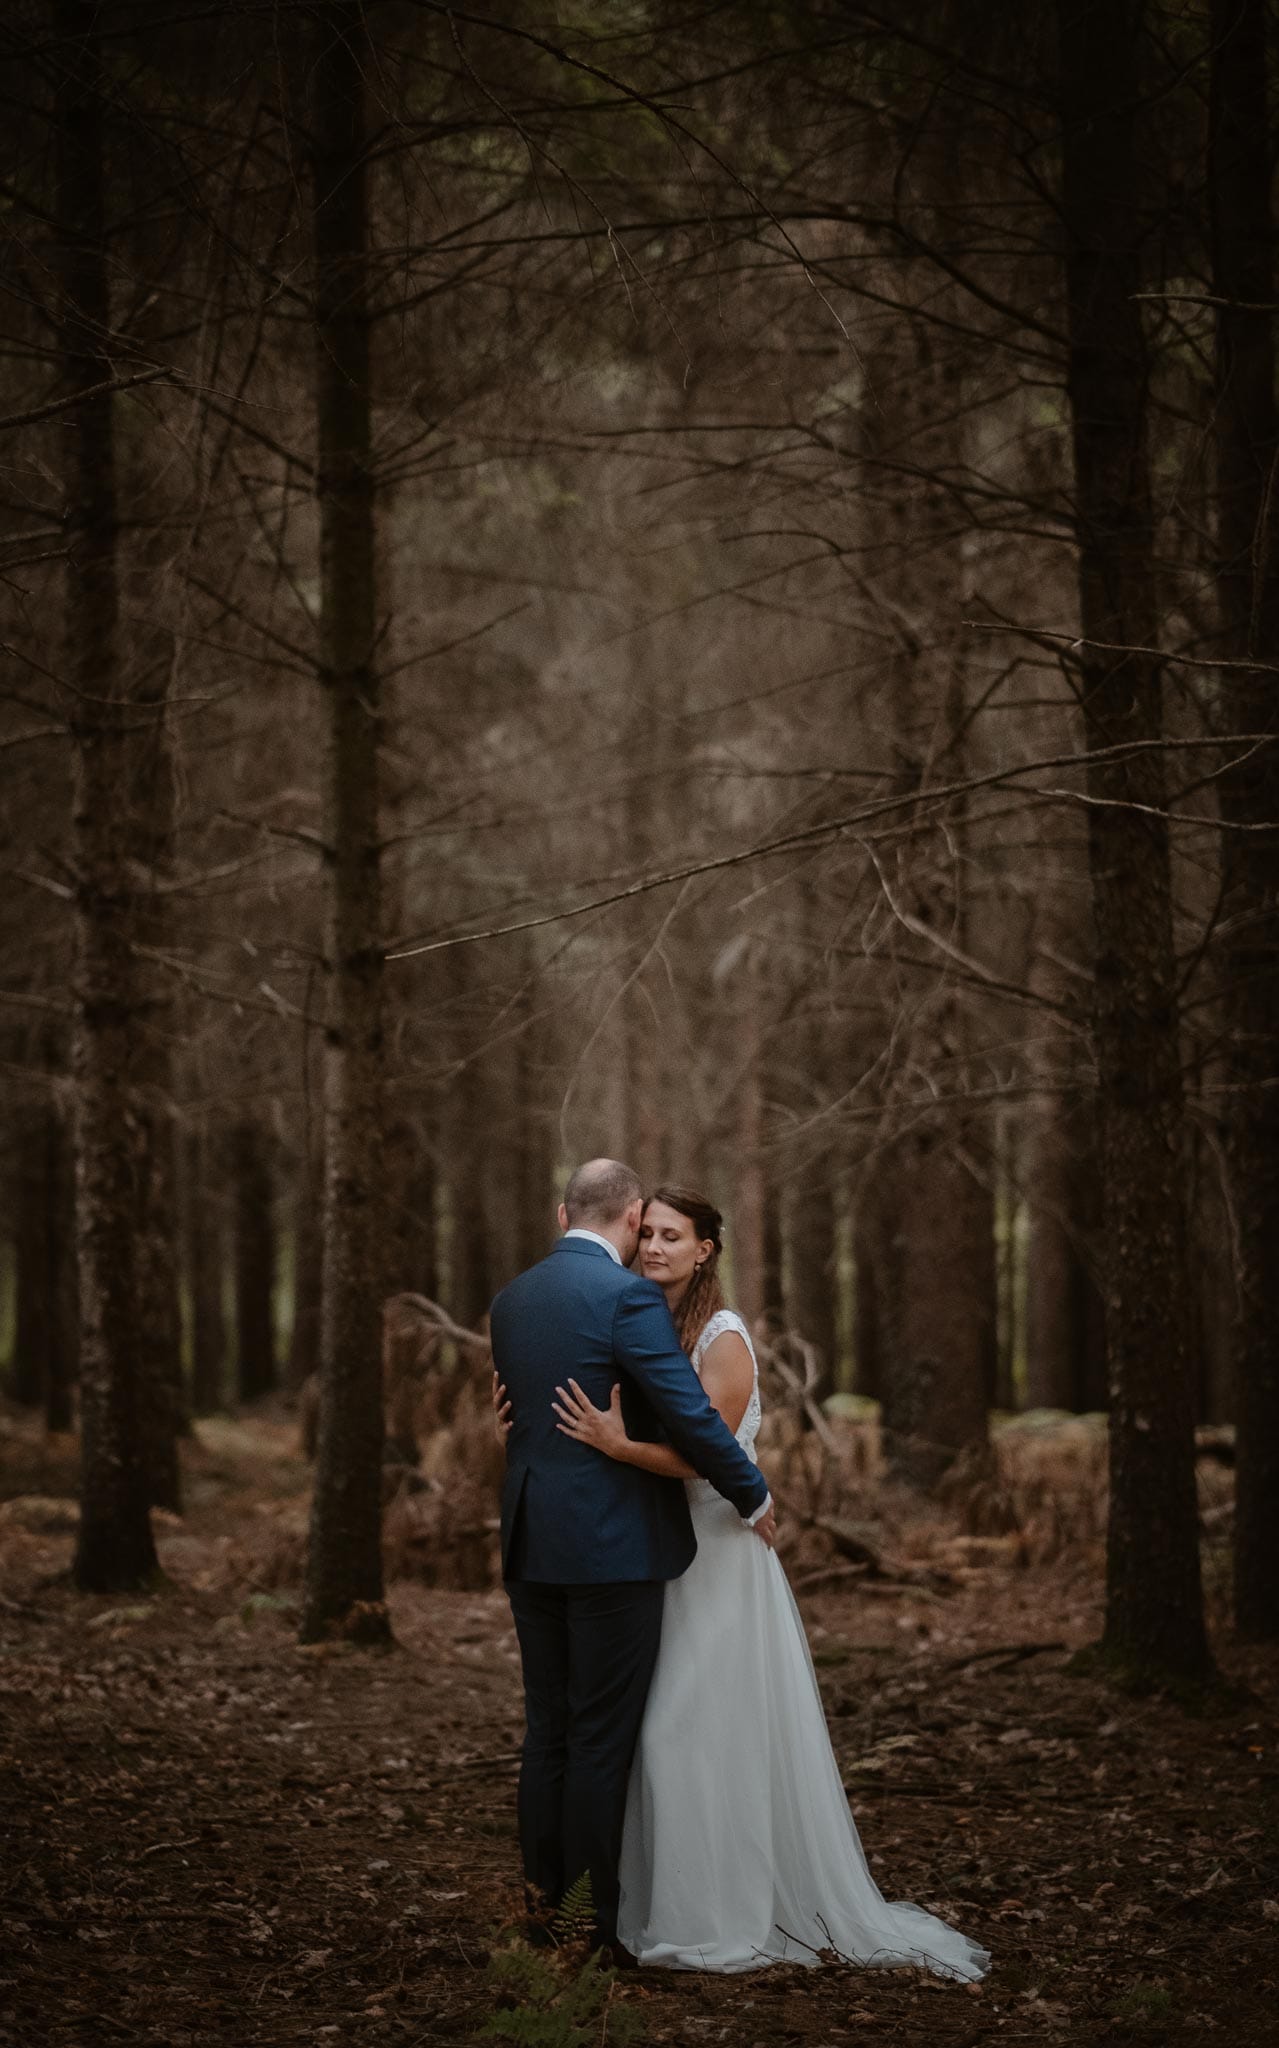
[{"xmin": 562, "ymin": 1157, "xmax": 644, "ymax": 1228}]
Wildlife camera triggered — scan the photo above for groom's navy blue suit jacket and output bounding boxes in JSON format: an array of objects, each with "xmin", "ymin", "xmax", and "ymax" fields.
[{"xmin": 491, "ymin": 1236, "xmax": 769, "ymax": 1583}]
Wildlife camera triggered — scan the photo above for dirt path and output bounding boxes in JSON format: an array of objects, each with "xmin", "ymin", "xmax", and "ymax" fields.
[{"xmin": 2, "ymin": 1430, "xmax": 1277, "ymax": 2046}]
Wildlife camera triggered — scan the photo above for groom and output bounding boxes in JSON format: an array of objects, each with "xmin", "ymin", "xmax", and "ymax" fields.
[{"xmin": 490, "ymin": 1157, "xmax": 775, "ymax": 1956}]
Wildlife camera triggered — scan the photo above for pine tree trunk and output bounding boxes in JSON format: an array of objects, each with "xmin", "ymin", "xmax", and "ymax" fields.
[
  {"xmin": 300, "ymin": 0, "xmax": 390, "ymax": 1646},
  {"xmin": 1208, "ymin": 0, "xmax": 1279, "ymax": 1641},
  {"xmin": 620, "ymin": 689, "xmax": 666, "ymax": 1190},
  {"xmin": 992, "ymin": 1109, "xmax": 1017, "ymax": 1413},
  {"xmin": 731, "ymin": 967, "xmax": 767, "ymax": 1328},
  {"xmin": 1057, "ymin": 0, "xmax": 1210, "ymax": 1678},
  {"xmin": 515, "ymin": 1122, "xmax": 552, "ymax": 1273},
  {"xmin": 58, "ymin": 0, "xmax": 158, "ymax": 1592},
  {"xmin": 287, "ymin": 1144, "xmax": 324, "ymax": 1395},
  {"xmin": 761, "ymin": 1188, "xmax": 783, "ymax": 1327},
  {"xmin": 382, "ymin": 1114, "xmax": 421, "ymax": 1294},
  {"xmin": 514, "ymin": 981, "xmax": 553, "ymax": 1273},
  {"xmin": 47, "ymin": 1096, "xmax": 79, "ymax": 1434},
  {"xmin": 782, "ymin": 887, "xmax": 840, "ymax": 1392},
  {"xmin": 442, "ymin": 943, "xmax": 494, "ymax": 1323},
  {"xmin": 857, "ymin": 320, "xmax": 993, "ymax": 1488},
  {"xmin": 184, "ymin": 1121, "xmax": 226, "ymax": 1417},
  {"xmin": 413, "ymin": 1151, "xmax": 441, "ymax": 1302},
  {"xmin": 622, "ymin": 965, "xmax": 663, "ymax": 1190},
  {"xmin": 1184, "ymin": 1030, "xmax": 1235, "ymax": 1426},
  {"xmin": 11, "ymin": 1103, "xmax": 57, "ymax": 1408},
  {"xmin": 1024, "ymin": 1101, "xmax": 1106, "ymax": 1412},
  {"xmin": 448, "ymin": 1149, "xmax": 492, "ymax": 1324},
  {"xmin": 875, "ymin": 1137, "xmax": 993, "ymax": 1488},
  {"xmin": 134, "ymin": 1084, "xmax": 183, "ymax": 1508},
  {"xmin": 785, "ymin": 1174, "xmax": 839, "ymax": 1401},
  {"xmin": 233, "ymin": 1120, "xmax": 277, "ymax": 1403},
  {"xmin": 448, "ymin": 1043, "xmax": 494, "ymax": 1328},
  {"xmin": 130, "ymin": 662, "xmax": 184, "ymax": 1508},
  {"xmin": 851, "ymin": 1197, "xmax": 883, "ymax": 1401}
]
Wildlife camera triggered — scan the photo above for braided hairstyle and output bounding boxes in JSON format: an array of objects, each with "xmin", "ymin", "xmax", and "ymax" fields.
[{"xmin": 646, "ymin": 1183, "xmax": 726, "ymax": 1359}]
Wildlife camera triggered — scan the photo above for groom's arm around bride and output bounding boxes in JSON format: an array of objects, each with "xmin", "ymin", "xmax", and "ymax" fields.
[{"xmin": 606, "ymin": 1276, "xmax": 777, "ymax": 1539}]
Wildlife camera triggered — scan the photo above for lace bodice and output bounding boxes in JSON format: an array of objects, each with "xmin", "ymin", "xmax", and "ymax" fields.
[{"xmin": 691, "ymin": 1309, "xmax": 761, "ymax": 1461}]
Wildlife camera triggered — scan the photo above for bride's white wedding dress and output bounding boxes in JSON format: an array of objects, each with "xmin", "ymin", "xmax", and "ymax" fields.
[{"xmin": 616, "ymin": 1310, "xmax": 990, "ymax": 1979}]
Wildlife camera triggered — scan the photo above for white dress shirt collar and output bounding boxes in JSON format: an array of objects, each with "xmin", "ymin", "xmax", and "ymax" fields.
[{"xmin": 562, "ymin": 1226, "xmax": 623, "ymax": 1266}]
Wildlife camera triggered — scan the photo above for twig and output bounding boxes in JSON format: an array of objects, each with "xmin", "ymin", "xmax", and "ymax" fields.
[
  {"xmin": 388, "ymin": 1293, "xmax": 493, "ymax": 1354},
  {"xmin": 793, "ymin": 1563, "xmax": 871, "ymax": 1593},
  {"xmin": 935, "ymin": 1641, "xmax": 1067, "ymax": 1675},
  {"xmin": 385, "ymin": 730, "xmax": 1278, "ymax": 961},
  {"xmin": 0, "ymin": 365, "xmax": 180, "ymax": 435}
]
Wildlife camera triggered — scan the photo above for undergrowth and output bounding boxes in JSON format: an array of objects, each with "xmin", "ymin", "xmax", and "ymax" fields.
[{"xmin": 477, "ymin": 1875, "xmax": 644, "ymax": 2047}]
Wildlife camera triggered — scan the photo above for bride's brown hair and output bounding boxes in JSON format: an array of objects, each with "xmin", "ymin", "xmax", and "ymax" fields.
[{"xmin": 646, "ymin": 1183, "xmax": 726, "ymax": 1357}]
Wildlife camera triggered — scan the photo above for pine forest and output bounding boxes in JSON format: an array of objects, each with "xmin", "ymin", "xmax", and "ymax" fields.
[{"xmin": 1, "ymin": 5, "xmax": 1276, "ymax": 2043}]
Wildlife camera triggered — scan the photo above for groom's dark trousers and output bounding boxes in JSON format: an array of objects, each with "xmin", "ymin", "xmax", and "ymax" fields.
[
  {"xmin": 505, "ymin": 1577, "xmax": 664, "ymax": 1941},
  {"xmin": 490, "ymin": 1235, "xmax": 769, "ymax": 1950}
]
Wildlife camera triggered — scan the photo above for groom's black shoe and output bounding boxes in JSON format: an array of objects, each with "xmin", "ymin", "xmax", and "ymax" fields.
[{"xmin": 595, "ymin": 1938, "xmax": 640, "ymax": 1971}]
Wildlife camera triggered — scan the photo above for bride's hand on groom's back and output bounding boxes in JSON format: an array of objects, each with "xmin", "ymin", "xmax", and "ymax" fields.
[
  {"xmin": 492, "ymin": 1371, "xmax": 513, "ymax": 1446},
  {"xmin": 553, "ymin": 1378, "xmax": 628, "ymax": 1458}
]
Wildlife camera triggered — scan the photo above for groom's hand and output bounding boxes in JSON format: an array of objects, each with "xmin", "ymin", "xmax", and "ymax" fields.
[{"xmin": 752, "ymin": 1503, "xmax": 778, "ymax": 1549}]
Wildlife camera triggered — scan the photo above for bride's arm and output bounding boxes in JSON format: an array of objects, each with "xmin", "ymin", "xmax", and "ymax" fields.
[
  {"xmin": 553, "ymin": 1331, "xmax": 755, "ymax": 1475},
  {"xmin": 554, "ymin": 1381, "xmax": 695, "ymax": 1475}
]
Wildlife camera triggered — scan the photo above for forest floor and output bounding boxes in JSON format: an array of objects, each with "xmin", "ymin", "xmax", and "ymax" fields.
[{"xmin": 2, "ymin": 1410, "xmax": 1277, "ymax": 2048}]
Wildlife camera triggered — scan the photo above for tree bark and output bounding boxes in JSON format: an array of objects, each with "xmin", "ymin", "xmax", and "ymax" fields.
[
  {"xmin": 184, "ymin": 1120, "xmax": 226, "ymax": 1417},
  {"xmin": 622, "ymin": 961, "xmax": 663, "ymax": 1191},
  {"xmin": 874, "ymin": 1135, "xmax": 993, "ymax": 1488},
  {"xmin": 761, "ymin": 1184, "xmax": 783, "ymax": 1328},
  {"xmin": 1184, "ymin": 1041, "xmax": 1235, "ymax": 1428},
  {"xmin": 856, "ymin": 318, "xmax": 993, "ymax": 1487},
  {"xmin": 1057, "ymin": 0, "xmax": 1211, "ymax": 1677},
  {"xmin": 993, "ymin": 1111, "xmax": 1017, "ymax": 1414},
  {"xmin": 11, "ymin": 1103, "xmax": 57, "ymax": 1409},
  {"xmin": 446, "ymin": 963, "xmax": 495, "ymax": 1327},
  {"xmin": 300, "ymin": 0, "xmax": 390, "ymax": 1646},
  {"xmin": 782, "ymin": 887, "xmax": 840, "ymax": 1393},
  {"xmin": 382, "ymin": 1113, "xmax": 425, "ymax": 1294},
  {"xmin": 58, "ymin": 0, "xmax": 159, "ymax": 1591},
  {"xmin": 1024, "ymin": 1100, "xmax": 1107, "ymax": 1412},
  {"xmin": 785, "ymin": 1172, "xmax": 839, "ymax": 1400},
  {"xmin": 11, "ymin": 1093, "xmax": 77, "ymax": 1425},
  {"xmin": 731, "ymin": 960, "xmax": 767, "ymax": 1328},
  {"xmin": 851, "ymin": 1195, "xmax": 882, "ymax": 1401},
  {"xmin": 47, "ymin": 1094, "xmax": 79, "ymax": 1435},
  {"xmin": 1208, "ymin": 0, "xmax": 1279, "ymax": 1641},
  {"xmin": 287, "ymin": 1142, "xmax": 324, "ymax": 1395},
  {"xmin": 129, "ymin": 656, "xmax": 184, "ymax": 1510},
  {"xmin": 233, "ymin": 1119, "xmax": 277, "ymax": 1403},
  {"xmin": 440, "ymin": 939, "xmax": 497, "ymax": 1322},
  {"xmin": 514, "ymin": 978, "xmax": 554, "ymax": 1273}
]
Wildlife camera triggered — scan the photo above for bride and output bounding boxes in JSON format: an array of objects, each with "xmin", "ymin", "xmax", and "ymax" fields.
[{"xmin": 547, "ymin": 1183, "xmax": 989, "ymax": 1980}]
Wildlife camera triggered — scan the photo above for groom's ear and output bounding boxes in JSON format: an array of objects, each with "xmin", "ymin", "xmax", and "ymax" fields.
[{"xmin": 557, "ymin": 1201, "xmax": 569, "ymax": 1234}]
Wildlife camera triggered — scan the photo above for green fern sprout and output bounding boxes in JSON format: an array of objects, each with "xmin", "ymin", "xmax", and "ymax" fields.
[{"xmin": 552, "ymin": 1871, "xmax": 596, "ymax": 1949}]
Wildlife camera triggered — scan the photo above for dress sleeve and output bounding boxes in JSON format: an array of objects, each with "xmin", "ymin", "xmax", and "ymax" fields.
[{"xmin": 612, "ymin": 1280, "xmax": 769, "ymax": 1520}]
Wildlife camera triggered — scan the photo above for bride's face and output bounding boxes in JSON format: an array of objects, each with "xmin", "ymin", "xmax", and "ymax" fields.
[{"xmin": 638, "ymin": 1200, "xmax": 713, "ymax": 1295}]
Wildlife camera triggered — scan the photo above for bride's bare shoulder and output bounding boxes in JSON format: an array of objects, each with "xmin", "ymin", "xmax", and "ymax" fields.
[
  {"xmin": 701, "ymin": 1308, "xmax": 752, "ymax": 1347},
  {"xmin": 698, "ymin": 1312, "xmax": 755, "ymax": 1375}
]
